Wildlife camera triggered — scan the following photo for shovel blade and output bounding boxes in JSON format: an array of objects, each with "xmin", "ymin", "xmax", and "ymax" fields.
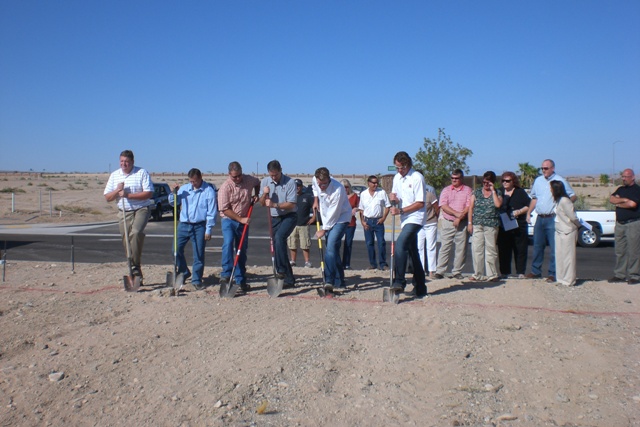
[
  {"xmin": 124, "ymin": 275, "xmax": 141, "ymax": 292},
  {"xmin": 382, "ymin": 288, "xmax": 391, "ymax": 302},
  {"xmin": 267, "ymin": 277, "xmax": 284, "ymax": 297},
  {"xmin": 219, "ymin": 282, "xmax": 229, "ymax": 298},
  {"xmin": 226, "ymin": 284, "xmax": 240, "ymax": 299}
]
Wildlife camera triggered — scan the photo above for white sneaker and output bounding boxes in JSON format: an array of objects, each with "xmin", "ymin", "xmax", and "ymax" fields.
[
  {"xmin": 304, "ymin": 262, "xmax": 312, "ymax": 268},
  {"xmin": 290, "ymin": 260, "xmax": 296, "ymax": 266}
]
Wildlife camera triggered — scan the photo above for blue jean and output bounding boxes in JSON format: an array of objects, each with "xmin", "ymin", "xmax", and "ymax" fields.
[
  {"xmin": 363, "ymin": 218, "xmax": 387, "ymax": 268},
  {"xmin": 531, "ymin": 215, "xmax": 555, "ymax": 276},
  {"xmin": 325, "ymin": 222, "xmax": 348, "ymax": 287},
  {"xmin": 221, "ymin": 218, "xmax": 250, "ymax": 284},
  {"xmin": 272, "ymin": 213, "xmax": 297, "ymax": 285},
  {"xmin": 176, "ymin": 221, "xmax": 206, "ymax": 284},
  {"xmin": 393, "ymin": 223, "xmax": 426, "ymax": 295},
  {"xmin": 342, "ymin": 225, "xmax": 356, "ymax": 268}
]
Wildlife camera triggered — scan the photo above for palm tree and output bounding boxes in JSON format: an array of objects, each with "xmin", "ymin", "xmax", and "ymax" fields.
[{"xmin": 518, "ymin": 162, "xmax": 539, "ymax": 189}]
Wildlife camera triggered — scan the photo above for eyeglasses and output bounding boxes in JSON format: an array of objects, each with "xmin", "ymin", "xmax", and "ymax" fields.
[
  {"xmin": 483, "ymin": 181, "xmax": 492, "ymax": 185},
  {"xmin": 541, "ymin": 167, "xmax": 551, "ymax": 170},
  {"xmin": 395, "ymin": 165, "xmax": 408, "ymax": 171},
  {"xmin": 450, "ymin": 177, "xmax": 461, "ymax": 180},
  {"xmin": 368, "ymin": 181, "xmax": 378, "ymax": 185},
  {"xmin": 501, "ymin": 179, "xmax": 512, "ymax": 183}
]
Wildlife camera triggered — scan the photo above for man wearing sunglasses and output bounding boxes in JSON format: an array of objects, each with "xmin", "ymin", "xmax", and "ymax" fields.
[
  {"xmin": 525, "ymin": 159, "xmax": 575, "ymax": 282},
  {"xmin": 357, "ymin": 175, "xmax": 391, "ymax": 270},
  {"xmin": 434, "ymin": 169, "xmax": 472, "ymax": 280}
]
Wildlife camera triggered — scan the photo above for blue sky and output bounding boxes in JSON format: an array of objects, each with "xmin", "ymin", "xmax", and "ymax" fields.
[{"xmin": 1, "ymin": 0, "xmax": 638, "ymax": 177}]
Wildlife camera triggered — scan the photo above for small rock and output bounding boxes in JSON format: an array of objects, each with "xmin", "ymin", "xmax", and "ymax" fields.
[
  {"xmin": 48, "ymin": 372, "xmax": 64, "ymax": 382},
  {"xmin": 213, "ymin": 400, "xmax": 223, "ymax": 408}
]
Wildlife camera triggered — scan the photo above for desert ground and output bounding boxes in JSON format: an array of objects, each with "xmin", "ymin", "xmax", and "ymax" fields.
[{"xmin": 0, "ymin": 172, "xmax": 638, "ymax": 426}]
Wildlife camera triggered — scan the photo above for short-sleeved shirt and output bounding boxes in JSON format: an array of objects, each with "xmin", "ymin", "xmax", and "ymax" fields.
[
  {"xmin": 358, "ymin": 188, "xmax": 391, "ymax": 218},
  {"xmin": 530, "ymin": 172, "xmax": 575, "ymax": 215},
  {"xmin": 391, "ymin": 168, "xmax": 426, "ymax": 227},
  {"xmin": 439, "ymin": 184, "xmax": 472, "ymax": 221},
  {"xmin": 472, "ymin": 188, "xmax": 502, "ymax": 227},
  {"xmin": 218, "ymin": 174, "xmax": 260, "ymax": 219},
  {"xmin": 260, "ymin": 174, "xmax": 298, "ymax": 216},
  {"xmin": 104, "ymin": 166, "xmax": 154, "ymax": 211},
  {"xmin": 296, "ymin": 191, "xmax": 314, "ymax": 226},
  {"xmin": 612, "ymin": 183, "xmax": 640, "ymax": 222}
]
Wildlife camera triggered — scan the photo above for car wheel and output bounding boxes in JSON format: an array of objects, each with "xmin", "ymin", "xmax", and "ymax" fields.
[
  {"xmin": 577, "ymin": 225, "xmax": 601, "ymax": 248},
  {"xmin": 152, "ymin": 203, "xmax": 162, "ymax": 221}
]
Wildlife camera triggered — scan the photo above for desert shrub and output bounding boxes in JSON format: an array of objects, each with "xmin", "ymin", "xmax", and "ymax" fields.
[
  {"xmin": 574, "ymin": 195, "xmax": 589, "ymax": 210},
  {"xmin": 54, "ymin": 205, "xmax": 101, "ymax": 215},
  {"xmin": 0, "ymin": 187, "xmax": 26, "ymax": 193}
]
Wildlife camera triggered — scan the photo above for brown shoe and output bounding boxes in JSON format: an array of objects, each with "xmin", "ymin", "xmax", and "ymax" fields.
[
  {"xmin": 525, "ymin": 273, "xmax": 541, "ymax": 279},
  {"xmin": 546, "ymin": 276, "xmax": 556, "ymax": 283},
  {"xmin": 629, "ymin": 279, "xmax": 639, "ymax": 285}
]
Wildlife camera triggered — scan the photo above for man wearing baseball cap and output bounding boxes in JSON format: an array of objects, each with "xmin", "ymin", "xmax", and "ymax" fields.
[{"xmin": 288, "ymin": 179, "xmax": 315, "ymax": 268}]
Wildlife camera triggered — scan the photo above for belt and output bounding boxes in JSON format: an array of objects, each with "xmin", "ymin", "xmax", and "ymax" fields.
[
  {"xmin": 537, "ymin": 213, "xmax": 555, "ymax": 218},
  {"xmin": 364, "ymin": 216, "xmax": 381, "ymax": 221},
  {"xmin": 618, "ymin": 218, "xmax": 640, "ymax": 225}
]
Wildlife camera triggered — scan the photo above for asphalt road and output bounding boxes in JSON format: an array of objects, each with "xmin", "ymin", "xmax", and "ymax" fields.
[{"xmin": 0, "ymin": 210, "xmax": 617, "ymax": 281}]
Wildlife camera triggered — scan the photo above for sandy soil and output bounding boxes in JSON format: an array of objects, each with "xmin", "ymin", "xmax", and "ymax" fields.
[{"xmin": 1, "ymin": 173, "xmax": 639, "ymax": 426}]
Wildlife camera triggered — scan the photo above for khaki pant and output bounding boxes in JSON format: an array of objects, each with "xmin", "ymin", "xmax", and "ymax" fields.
[
  {"xmin": 436, "ymin": 219, "xmax": 468, "ymax": 276},
  {"xmin": 119, "ymin": 206, "xmax": 150, "ymax": 273},
  {"xmin": 555, "ymin": 229, "xmax": 577, "ymax": 286},
  {"xmin": 613, "ymin": 219, "xmax": 640, "ymax": 281},
  {"xmin": 471, "ymin": 225, "xmax": 499, "ymax": 280}
]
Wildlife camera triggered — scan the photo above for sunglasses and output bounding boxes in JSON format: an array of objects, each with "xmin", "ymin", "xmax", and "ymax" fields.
[
  {"xmin": 541, "ymin": 167, "xmax": 551, "ymax": 170},
  {"xmin": 501, "ymin": 179, "xmax": 512, "ymax": 183},
  {"xmin": 368, "ymin": 181, "xmax": 378, "ymax": 185},
  {"xmin": 450, "ymin": 177, "xmax": 461, "ymax": 180}
]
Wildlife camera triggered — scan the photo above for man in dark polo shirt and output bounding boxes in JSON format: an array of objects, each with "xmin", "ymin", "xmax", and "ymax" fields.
[{"xmin": 608, "ymin": 168, "xmax": 640, "ymax": 285}]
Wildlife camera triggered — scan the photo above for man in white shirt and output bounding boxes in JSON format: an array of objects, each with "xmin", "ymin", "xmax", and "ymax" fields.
[
  {"xmin": 103, "ymin": 150, "xmax": 154, "ymax": 282},
  {"xmin": 313, "ymin": 167, "xmax": 353, "ymax": 290},
  {"xmin": 358, "ymin": 175, "xmax": 391, "ymax": 270},
  {"xmin": 389, "ymin": 151, "xmax": 427, "ymax": 298}
]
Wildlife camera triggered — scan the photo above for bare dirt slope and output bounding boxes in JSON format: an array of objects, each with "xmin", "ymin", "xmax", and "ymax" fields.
[{"xmin": 1, "ymin": 261, "xmax": 639, "ymax": 426}]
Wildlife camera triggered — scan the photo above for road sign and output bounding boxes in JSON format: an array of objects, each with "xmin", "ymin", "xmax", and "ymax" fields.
[{"xmin": 387, "ymin": 166, "xmax": 396, "ymax": 171}]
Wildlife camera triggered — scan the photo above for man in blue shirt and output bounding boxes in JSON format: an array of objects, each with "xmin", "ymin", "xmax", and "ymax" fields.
[
  {"xmin": 525, "ymin": 159, "xmax": 575, "ymax": 282},
  {"xmin": 170, "ymin": 168, "xmax": 218, "ymax": 290}
]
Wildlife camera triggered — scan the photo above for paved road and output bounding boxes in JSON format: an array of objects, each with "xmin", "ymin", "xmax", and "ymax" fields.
[{"xmin": 0, "ymin": 211, "xmax": 617, "ymax": 280}]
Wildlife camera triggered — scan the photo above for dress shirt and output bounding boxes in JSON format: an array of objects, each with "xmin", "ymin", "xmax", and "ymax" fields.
[
  {"xmin": 312, "ymin": 177, "xmax": 353, "ymax": 230},
  {"xmin": 170, "ymin": 181, "xmax": 218, "ymax": 235},
  {"xmin": 530, "ymin": 173, "xmax": 575, "ymax": 215},
  {"xmin": 439, "ymin": 184, "xmax": 472, "ymax": 221},
  {"xmin": 218, "ymin": 174, "xmax": 260, "ymax": 218}
]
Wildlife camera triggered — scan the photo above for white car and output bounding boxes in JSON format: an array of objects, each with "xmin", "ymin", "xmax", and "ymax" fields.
[{"xmin": 528, "ymin": 210, "xmax": 615, "ymax": 248}]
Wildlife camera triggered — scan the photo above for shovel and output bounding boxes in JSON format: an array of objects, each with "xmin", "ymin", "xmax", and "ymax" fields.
[
  {"xmin": 266, "ymin": 198, "xmax": 285, "ymax": 297},
  {"xmin": 166, "ymin": 186, "xmax": 184, "ymax": 292},
  {"xmin": 314, "ymin": 208, "xmax": 332, "ymax": 297},
  {"xmin": 220, "ymin": 201, "xmax": 255, "ymax": 298},
  {"xmin": 383, "ymin": 201, "xmax": 399, "ymax": 303},
  {"xmin": 121, "ymin": 198, "xmax": 141, "ymax": 292}
]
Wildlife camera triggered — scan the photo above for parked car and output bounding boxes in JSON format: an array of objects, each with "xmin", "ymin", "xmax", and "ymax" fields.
[
  {"xmin": 528, "ymin": 210, "xmax": 615, "ymax": 248},
  {"xmin": 351, "ymin": 185, "xmax": 366, "ymax": 195},
  {"xmin": 150, "ymin": 183, "xmax": 175, "ymax": 221}
]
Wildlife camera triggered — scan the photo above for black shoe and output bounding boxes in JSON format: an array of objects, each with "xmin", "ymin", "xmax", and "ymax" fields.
[
  {"xmin": 390, "ymin": 282, "xmax": 404, "ymax": 291},
  {"xmin": 240, "ymin": 283, "xmax": 251, "ymax": 292},
  {"xmin": 381, "ymin": 265, "xmax": 389, "ymax": 271},
  {"xmin": 192, "ymin": 283, "xmax": 205, "ymax": 291},
  {"xmin": 629, "ymin": 279, "xmax": 639, "ymax": 285},
  {"xmin": 433, "ymin": 273, "xmax": 444, "ymax": 280},
  {"xmin": 608, "ymin": 276, "xmax": 626, "ymax": 283},
  {"xmin": 219, "ymin": 277, "xmax": 229, "ymax": 285}
]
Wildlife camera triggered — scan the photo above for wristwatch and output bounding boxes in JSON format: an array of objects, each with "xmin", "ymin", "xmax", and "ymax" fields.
[{"xmin": 399, "ymin": 208, "xmax": 404, "ymax": 215}]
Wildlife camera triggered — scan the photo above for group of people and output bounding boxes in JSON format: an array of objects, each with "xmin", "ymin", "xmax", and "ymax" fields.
[{"xmin": 104, "ymin": 149, "xmax": 640, "ymax": 295}]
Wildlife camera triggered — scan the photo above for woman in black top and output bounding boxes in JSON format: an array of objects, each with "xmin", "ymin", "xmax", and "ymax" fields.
[{"xmin": 497, "ymin": 171, "xmax": 532, "ymax": 277}]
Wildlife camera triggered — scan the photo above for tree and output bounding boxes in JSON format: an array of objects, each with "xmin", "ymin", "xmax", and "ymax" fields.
[
  {"xmin": 518, "ymin": 162, "xmax": 539, "ymax": 189},
  {"xmin": 599, "ymin": 174, "xmax": 610, "ymax": 186},
  {"xmin": 413, "ymin": 128, "xmax": 473, "ymax": 191}
]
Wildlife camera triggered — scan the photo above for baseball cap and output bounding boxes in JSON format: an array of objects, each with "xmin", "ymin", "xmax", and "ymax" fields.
[{"xmin": 294, "ymin": 179, "xmax": 303, "ymax": 186}]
